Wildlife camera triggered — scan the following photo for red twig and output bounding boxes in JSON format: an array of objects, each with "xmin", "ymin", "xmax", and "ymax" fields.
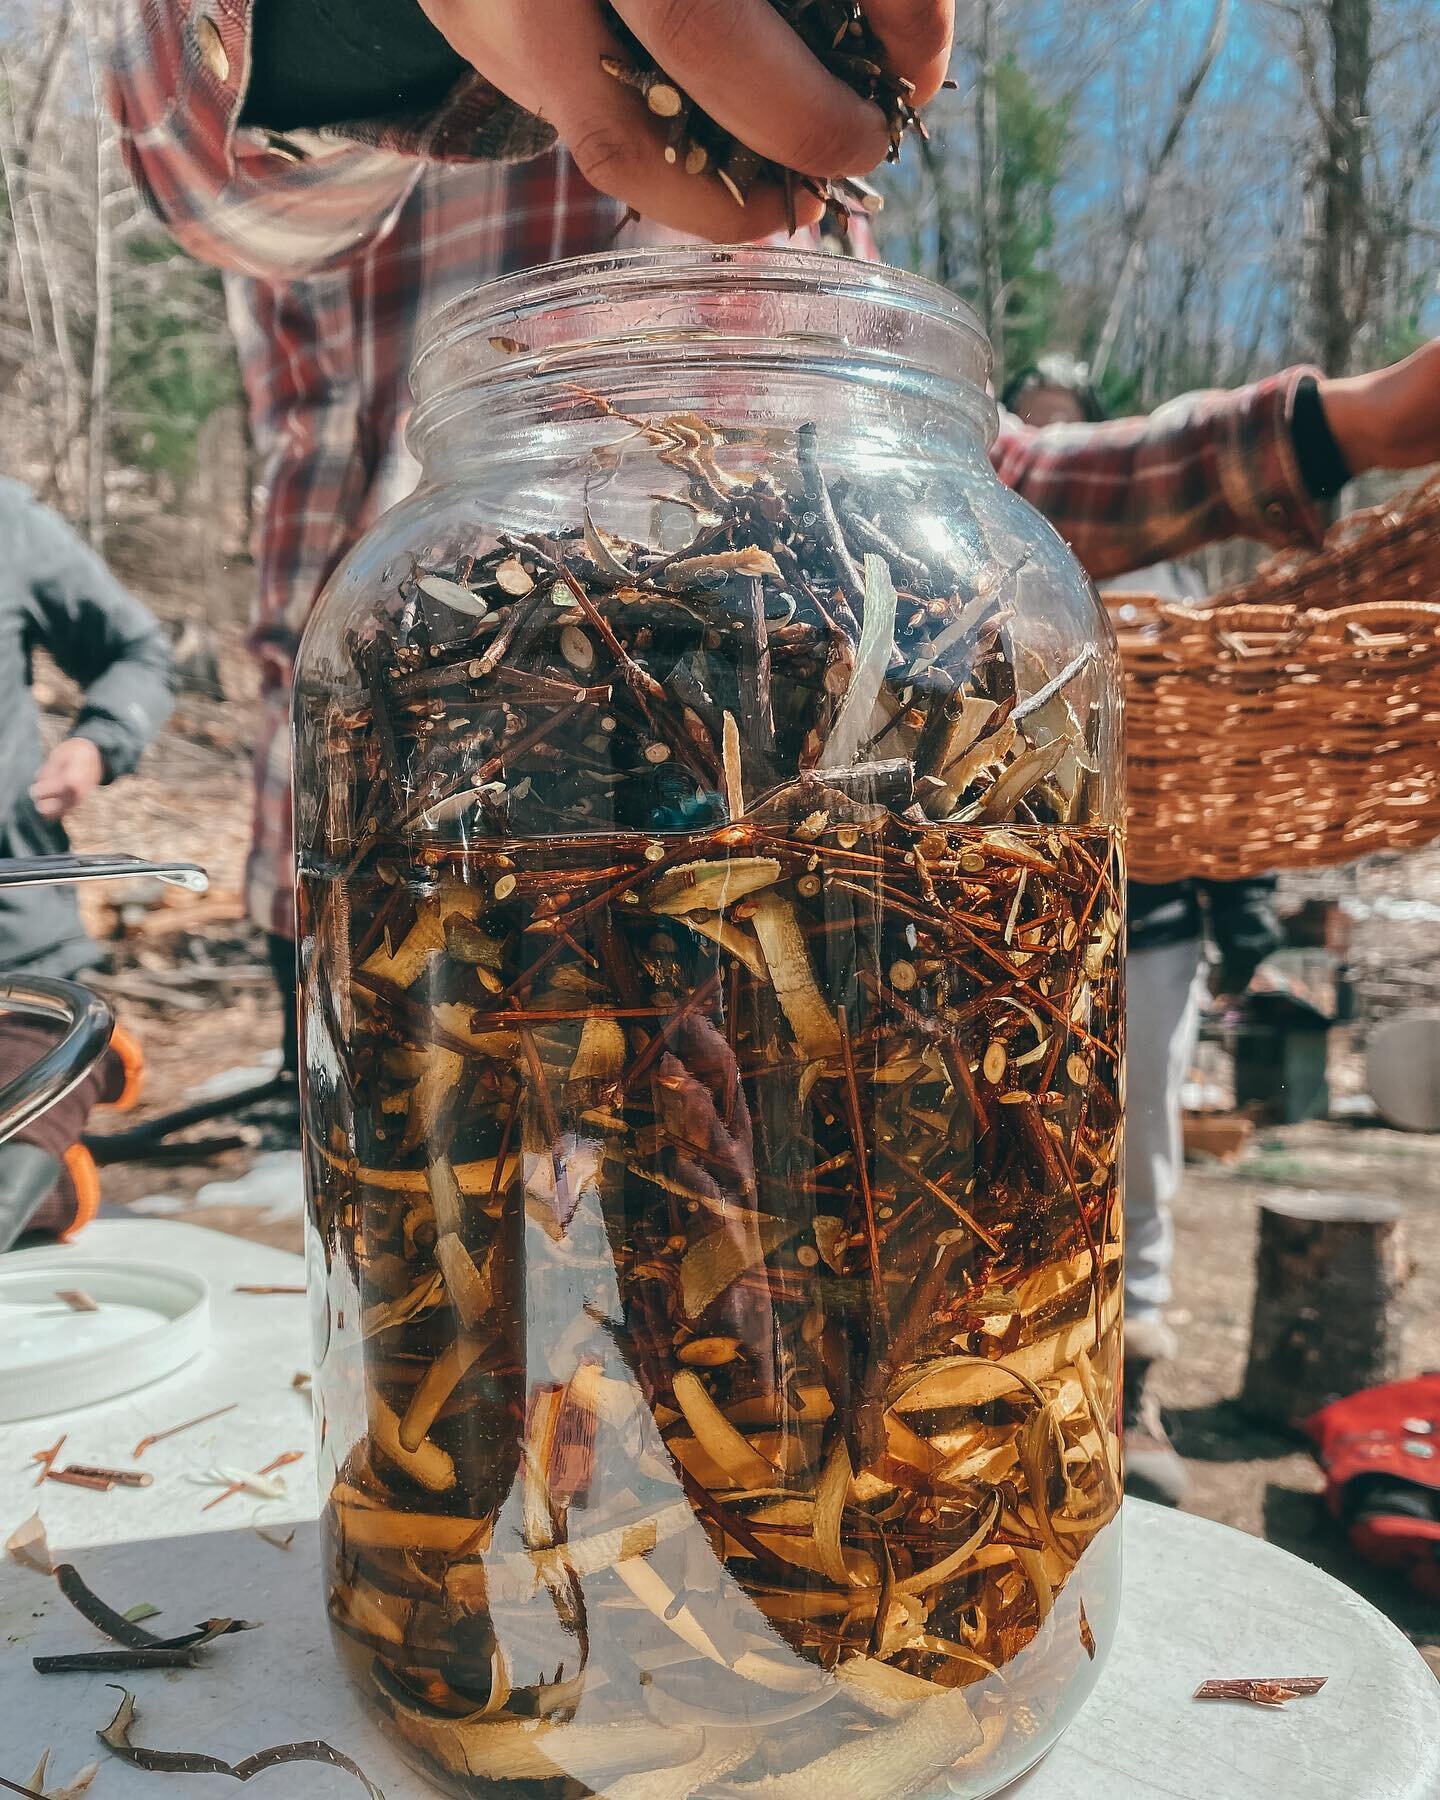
[
  {"xmin": 874, "ymin": 1140, "xmax": 1002, "ymax": 1254},
  {"xmin": 202, "ymin": 1451, "xmax": 305, "ymax": 1513},
  {"xmin": 46, "ymin": 1469, "xmax": 115, "ymax": 1492},
  {"xmin": 618, "ymin": 972, "xmax": 724, "ymax": 1096},
  {"xmin": 50, "ymin": 1464, "xmax": 154, "ymax": 1490},
  {"xmin": 836, "ymin": 1004, "xmax": 890, "ymax": 1336},
  {"xmin": 32, "ymin": 1433, "xmax": 66, "ymax": 1487},
  {"xmin": 133, "ymin": 1403, "xmax": 237, "ymax": 1461}
]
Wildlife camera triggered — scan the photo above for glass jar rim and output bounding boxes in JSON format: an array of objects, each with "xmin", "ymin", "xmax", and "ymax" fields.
[{"xmin": 410, "ymin": 245, "xmax": 995, "ymax": 449}]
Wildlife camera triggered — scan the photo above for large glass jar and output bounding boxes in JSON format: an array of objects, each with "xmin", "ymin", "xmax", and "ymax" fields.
[{"xmin": 295, "ymin": 247, "xmax": 1125, "ymax": 1800}]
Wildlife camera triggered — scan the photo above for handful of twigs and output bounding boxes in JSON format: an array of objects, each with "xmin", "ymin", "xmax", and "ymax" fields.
[{"xmin": 600, "ymin": 0, "xmax": 926, "ymax": 230}]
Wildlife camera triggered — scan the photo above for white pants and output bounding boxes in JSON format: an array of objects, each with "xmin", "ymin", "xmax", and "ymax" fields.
[{"xmin": 1124, "ymin": 936, "xmax": 1206, "ymax": 1325}]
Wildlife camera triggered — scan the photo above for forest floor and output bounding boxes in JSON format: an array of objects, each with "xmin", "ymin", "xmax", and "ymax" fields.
[{"xmin": 50, "ymin": 547, "xmax": 1440, "ymax": 1674}]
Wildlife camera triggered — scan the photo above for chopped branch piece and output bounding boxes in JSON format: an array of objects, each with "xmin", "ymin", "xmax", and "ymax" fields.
[
  {"xmin": 35, "ymin": 1641, "xmax": 210, "ymax": 1676},
  {"xmin": 399, "ymin": 1333, "xmax": 490, "ymax": 1452},
  {"xmin": 818, "ymin": 555, "xmax": 898, "ymax": 770},
  {"xmin": 371, "ymin": 1395, "xmax": 456, "ymax": 1492},
  {"xmin": 1193, "ymin": 1677, "xmax": 1328, "ymax": 1708},
  {"xmin": 647, "ymin": 858, "xmax": 781, "ymax": 916},
  {"xmin": 53, "ymin": 1563, "xmax": 257, "ymax": 1651},
  {"xmin": 433, "ymin": 1234, "xmax": 490, "ymax": 1329},
  {"xmin": 680, "ymin": 1216, "xmax": 798, "ymax": 1319},
  {"xmin": 53, "ymin": 1466, "xmax": 152, "ymax": 1490},
  {"xmin": 31, "ymin": 1436, "xmax": 66, "ymax": 1488},
  {"xmin": 133, "ymin": 1403, "xmax": 237, "ymax": 1459},
  {"xmin": 672, "ymin": 1371, "xmax": 778, "ymax": 1488},
  {"xmin": 751, "ymin": 893, "xmax": 841, "ymax": 1059}
]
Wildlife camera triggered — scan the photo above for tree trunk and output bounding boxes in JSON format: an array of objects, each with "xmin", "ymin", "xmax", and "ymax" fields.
[
  {"xmin": 915, "ymin": 133, "xmax": 959, "ymax": 291},
  {"xmin": 972, "ymin": 0, "xmax": 1005, "ymax": 377},
  {"xmin": 1090, "ymin": 0, "xmax": 1230, "ymax": 385},
  {"xmin": 1240, "ymin": 1190, "xmax": 1407, "ymax": 1426},
  {"xmin": 83, "ymin": 8, "xmax": 113, "ymax": 551},
  {"xmin": 1308, "ymin": 0, "xmax": 1373, "ymax": 373},
  {"xmin": 1, "ymin": 3, "xmax": 76, "ymax": 314}
]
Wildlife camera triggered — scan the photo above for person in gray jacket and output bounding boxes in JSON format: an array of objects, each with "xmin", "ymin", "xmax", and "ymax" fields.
[
  {"xmin": 0, "ymin": 479, "xmax": 175, "ymax": 1247},
  {"xmin": 0, "ymin": 479, "xmax": 175, "ymax": 977}
]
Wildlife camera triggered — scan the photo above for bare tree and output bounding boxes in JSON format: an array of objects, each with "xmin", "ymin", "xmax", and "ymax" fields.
[
  {"xmin": 1089, "ymin": 0, "xmax": 1231, "ymax": 383},
  {"xmin": 81, "ymin": 3, "xmax": 114, "ymax": 549},
  {"xmin": 0, "ymin": 0, "xmax": 243, "ymax": 550},
  {"xmin": 1277, "ymin": 0, "xmax": 1377, "ymax": 371},
  {"xmin": 971, "ymin": 0, "xmax": 1007, "ymax": 368}
]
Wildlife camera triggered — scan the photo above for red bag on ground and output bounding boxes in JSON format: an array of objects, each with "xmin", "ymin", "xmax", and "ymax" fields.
[{"xmin": 1302, "ymin": 1375, "xmax": 1440, "ymax": 1603}]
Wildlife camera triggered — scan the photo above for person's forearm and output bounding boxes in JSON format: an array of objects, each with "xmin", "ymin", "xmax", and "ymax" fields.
[
  {"xmin": 1317, "ymin": 341, "xmax": 1440, "ymax": 476},
  {"xmin": 999, "ymin": 339, "xmax": 1440, "ymax": 580},
  {"xmin": 994, "ymin": 368, "xmax": 1329, "ymax": 581},
  {"xmin": 73, "ymin": 632, "xmax": 176, "ymax": 780}
]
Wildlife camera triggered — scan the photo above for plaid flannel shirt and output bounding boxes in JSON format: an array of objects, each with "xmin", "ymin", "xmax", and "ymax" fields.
[{"xmin": 108, "ymin": 1, "xmax": 1328, "ymax": 938}]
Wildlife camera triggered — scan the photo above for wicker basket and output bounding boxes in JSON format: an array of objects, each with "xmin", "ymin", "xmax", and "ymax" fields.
[{"xmin": 1115, "ymin": 473, "xmax": 1440, "ymax": 883}]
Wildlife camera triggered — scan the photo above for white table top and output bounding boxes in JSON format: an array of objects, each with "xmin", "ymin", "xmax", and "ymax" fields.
[
  {"xmin": 3, "ymin": 1220, "xmax": 1437, "ymax": 1799},
  {"xmin": 0, "ymin": 1219, "xmax": 316, "ymax": 1554}
]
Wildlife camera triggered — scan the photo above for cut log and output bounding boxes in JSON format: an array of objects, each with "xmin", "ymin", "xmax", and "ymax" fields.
[{"xmin": 1240, "ymin": 1190, "xmax": 1407, "ymax": 1427}]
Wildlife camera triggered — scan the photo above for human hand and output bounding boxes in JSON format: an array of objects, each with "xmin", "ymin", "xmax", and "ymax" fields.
[
  {"xmin": 1319, "ymin": 339, "xmax": 1440, "ymax": 476},
  {"xmin": 31, "ymin": 738, "xmax": 104, "ymax": 820},
  {"xmin": 417, "ymin": 0, "xmax": 954, "ymax": 240}
]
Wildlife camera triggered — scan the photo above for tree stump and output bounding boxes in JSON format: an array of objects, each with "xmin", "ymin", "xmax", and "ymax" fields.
[{"xmin": 1240, "ymin": 1190, "xmax": 1407, "ymax": 1427}]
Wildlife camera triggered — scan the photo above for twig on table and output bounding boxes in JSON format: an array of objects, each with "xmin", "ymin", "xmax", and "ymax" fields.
[
  {"xmin": 51, "ymin": 1466, "xmax": 153, "ymax": 1491},
  {"xmin": 201, "ymin": 1451, "xmax": 304, "ymax": 1513},
  {"xmin": 133, "ymin": 1403, "xmax": 237, "ymax": 1460},
  {"xmin": 32, "ymin": 1434, "xmax": 67, "ymax": 1487}
]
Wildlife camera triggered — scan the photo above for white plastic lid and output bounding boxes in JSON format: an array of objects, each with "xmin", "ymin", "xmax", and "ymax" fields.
[{"xmin": 0, "ymin": 1251, "xmax": 209, "ymax": 1422}]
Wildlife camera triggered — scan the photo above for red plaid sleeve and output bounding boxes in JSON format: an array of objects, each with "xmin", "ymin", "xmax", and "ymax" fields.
[
  {"xmin": 992, "ymin": 366, "xmax": 1328, "ymax": 581},
  {"xmin": 107, "ymin": 0, "xmax": 553, "ymax": 279}
]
